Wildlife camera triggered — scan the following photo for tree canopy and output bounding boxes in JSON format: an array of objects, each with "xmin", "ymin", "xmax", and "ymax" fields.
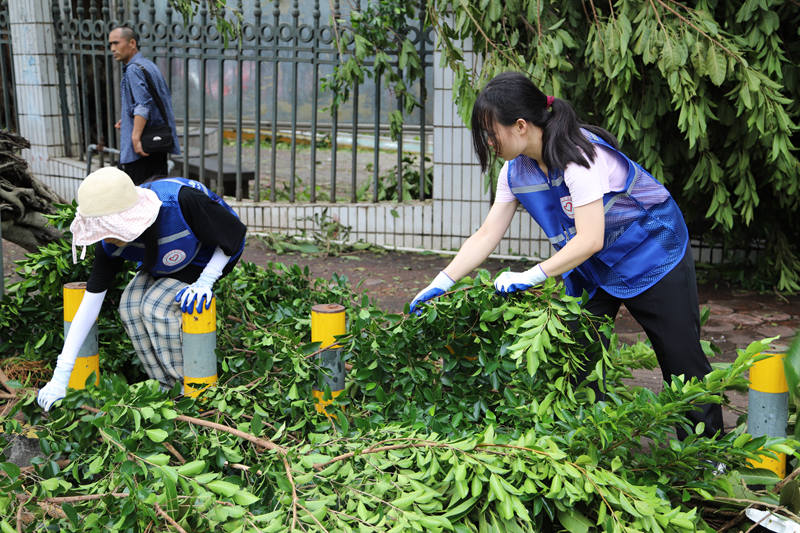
[{"xmin": 330, "ymin": 0, "xmax": 800, "ymax": 292}]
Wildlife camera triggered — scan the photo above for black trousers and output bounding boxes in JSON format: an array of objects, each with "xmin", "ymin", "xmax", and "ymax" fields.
[
  {"xmin": 118, "ymin": 153, "xmax": 168, "ymax": 185},
  {"xmin": 578, "ymin": 249, "xmax": 724, "ymax": 439}
]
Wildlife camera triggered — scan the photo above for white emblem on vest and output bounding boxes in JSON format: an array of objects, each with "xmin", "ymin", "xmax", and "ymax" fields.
[
  {"xmin": 560, "ymin": 196, "xmax": 574, "ymax": 218},
  {"xmin": 162, "ymin": 249, "xmax": 187, "ymax": 267}
]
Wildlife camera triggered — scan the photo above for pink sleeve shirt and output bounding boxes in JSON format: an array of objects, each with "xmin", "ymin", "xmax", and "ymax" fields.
[{"xmin": 494, "ymin": 145, "xmax": 628, "ymax": 207}]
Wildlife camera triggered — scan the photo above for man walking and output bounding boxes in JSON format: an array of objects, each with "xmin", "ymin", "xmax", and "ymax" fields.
[{"xmin": 109, "ymin": 26, "xmax": 180, "ymax": 184}]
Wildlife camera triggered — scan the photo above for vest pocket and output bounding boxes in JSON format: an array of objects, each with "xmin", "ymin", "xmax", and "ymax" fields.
[{"xmin": 595, "ymin": 222, "xmax": 664, "ymax": 282}]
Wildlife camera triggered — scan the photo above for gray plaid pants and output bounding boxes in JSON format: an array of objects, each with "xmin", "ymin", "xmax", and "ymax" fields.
[{"xmin": 119, "ymin": 272, "xmax": 188, "ymax": 389}]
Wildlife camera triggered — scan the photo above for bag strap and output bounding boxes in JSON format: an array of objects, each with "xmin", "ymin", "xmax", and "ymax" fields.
[{"xmin": 126, "ymin": 62, "xmax": 169, "ymax": 124}]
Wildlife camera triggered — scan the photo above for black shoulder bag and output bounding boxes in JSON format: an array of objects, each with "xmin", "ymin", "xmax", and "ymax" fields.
[{"xmin": 129, "ymin": 64, "xmax": 174, "ymax": 153}]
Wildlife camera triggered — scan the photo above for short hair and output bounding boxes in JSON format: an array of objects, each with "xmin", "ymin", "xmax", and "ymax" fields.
[{"xmin": 112, "ymin": 25, "xmax": 139, "ymax": 48}]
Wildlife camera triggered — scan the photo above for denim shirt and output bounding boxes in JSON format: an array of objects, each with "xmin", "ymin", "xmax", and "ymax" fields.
[{"xmin": 119, "ymin": 52, "xmax": 181, "ymax": 164}]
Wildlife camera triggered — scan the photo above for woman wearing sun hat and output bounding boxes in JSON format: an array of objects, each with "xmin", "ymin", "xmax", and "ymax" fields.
[{"xmin": 37, "ymin": 168, "xmax": 246, "ymax": 411}]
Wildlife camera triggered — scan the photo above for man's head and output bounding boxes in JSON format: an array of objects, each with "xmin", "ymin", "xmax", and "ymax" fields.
[{"xmin": 108, "ymin": 26, "xmax": 138, "ymax": 64}]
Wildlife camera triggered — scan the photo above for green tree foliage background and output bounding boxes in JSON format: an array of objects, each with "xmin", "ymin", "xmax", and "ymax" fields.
[{"xmin": 327, "ymin": 0, "xmax": 800, "ymax": 291}]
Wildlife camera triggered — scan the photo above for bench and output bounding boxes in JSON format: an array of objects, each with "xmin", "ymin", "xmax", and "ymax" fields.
[{"xmin": 170, "ymin": 155, "xmax": 255, "ymax": 199}]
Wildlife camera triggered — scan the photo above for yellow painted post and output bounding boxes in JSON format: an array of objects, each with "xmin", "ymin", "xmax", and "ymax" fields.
[
  {"xmin": 63, "ymin": 282, "xmax": 100, "ymax": 388},
  {"xmin": 182, "ymin": 297, "xmax": 218, "ymax": 398},
  {"xmin": 748, "ymin": 351, "xmax": 788, "ymax": 477},
  {"xmin": 311, "ymin": 304, "xmax": 346, "ymax": 416}
]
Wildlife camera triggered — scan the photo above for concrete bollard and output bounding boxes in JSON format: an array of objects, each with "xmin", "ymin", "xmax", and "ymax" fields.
[
  {"xmin": 311, "ymin": 304, "xmax": 346, "ymax": 416},
  {"xmin": 182, "ymin": 297, "xmax": 218, "ymax": 398},
  {"xmin": 748, "ymin": 351, "xmax": 788, "ymax": 477},
  {"xmin": 63, "ymin": 282, "xmax": 100, "ymax": 388}
]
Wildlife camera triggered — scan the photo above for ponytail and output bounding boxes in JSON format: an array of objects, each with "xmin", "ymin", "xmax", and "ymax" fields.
[
  {"xmin": 471, "ymin": 72, "xmax": 618, "ymax": 173},
  {"xmin": 542, "ymin": 98, "xmax": 619, "ymax": 171}
]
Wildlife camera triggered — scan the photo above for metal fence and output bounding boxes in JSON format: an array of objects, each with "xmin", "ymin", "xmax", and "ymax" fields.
[
  {"xmin": 51, "ymin": 0, "xmax": 434, "ymax": 203},
  {"xmin": 0, "ymin": 0, "xmax": 16, "ymax": 133}
]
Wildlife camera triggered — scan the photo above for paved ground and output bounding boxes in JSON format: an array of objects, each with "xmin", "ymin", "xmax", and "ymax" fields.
[{"xmin": 4, "ymin": 236, "xmax": 799, "ymax": 431}]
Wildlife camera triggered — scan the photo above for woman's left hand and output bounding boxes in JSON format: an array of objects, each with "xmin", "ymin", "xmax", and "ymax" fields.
[{"xmin": 494, "ymin": 264, "xmax": 548, "ymax": 294}]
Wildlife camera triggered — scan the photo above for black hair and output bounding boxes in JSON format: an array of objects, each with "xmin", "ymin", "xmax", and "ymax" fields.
[
  {"xmin": 471, "ymin": 71, "xmax": 618, "ymax": 173},
  {"xmin": 112, "ymin": 25, "xmax": 139, "ymax": 48}
]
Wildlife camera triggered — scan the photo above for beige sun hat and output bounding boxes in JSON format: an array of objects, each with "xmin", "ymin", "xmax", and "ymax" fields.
[{"xmin": 69, "ymin": 167, "xmax": 162, "ymax": 262}]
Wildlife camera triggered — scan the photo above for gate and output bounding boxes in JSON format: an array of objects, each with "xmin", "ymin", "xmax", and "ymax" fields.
[{"xmin": 51, "ymin": 0, "xmax": 433, "ymax": 203}]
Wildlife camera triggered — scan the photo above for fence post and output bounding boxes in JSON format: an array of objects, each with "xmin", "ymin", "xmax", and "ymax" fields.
[
  {"xmin": 9, "ymin": 0, "xmax": 79, "ymax": 171},
  {"xmin": 311, "ymin": 303, "xmax": 346, "ymax": 416},
  {"xmin": 182, "ymin": 297, "xmax": 218, "ymax": 397},
  {"xmin": 748, "ymin": 351, "xmax": 788, "ymax": 477},
  {"xmin": 63, "ymin": 282, "xmax": 100, "ymax": 388}
]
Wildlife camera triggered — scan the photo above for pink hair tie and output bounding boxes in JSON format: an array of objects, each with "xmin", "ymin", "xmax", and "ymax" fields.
[{"xmin": 546, "ymin": 95, "xmax": 555, "ymax": 108}]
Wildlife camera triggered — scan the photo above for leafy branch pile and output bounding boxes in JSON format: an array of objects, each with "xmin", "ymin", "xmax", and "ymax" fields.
[
  {"xmin": 1, "ymin": 232, "xmax": 797, "ymax": 531},
  {"xmin": 329, "ymin": 0, "xmax": 800, "ymax": 291}
]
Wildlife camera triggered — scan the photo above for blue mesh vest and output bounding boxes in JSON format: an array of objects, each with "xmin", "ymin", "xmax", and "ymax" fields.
[
  {"xmin": 508, "ymin": 131, "xmax": 688, "ymax": 298},
  {"xmin": 101, "ymin": 178, "xmax": 244, "ymax": 276}
]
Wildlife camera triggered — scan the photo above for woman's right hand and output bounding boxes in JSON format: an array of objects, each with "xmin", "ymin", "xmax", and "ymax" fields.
[
  {"xmin": 409, "ymin": 271, "xmax": 455, "ymax": 315},
  {"xmin": 38, "ymin": 379, "xmax": 68, "ymax": 411}
]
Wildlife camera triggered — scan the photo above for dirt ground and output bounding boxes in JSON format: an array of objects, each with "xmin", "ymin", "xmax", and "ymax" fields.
[{"xmin": 4, "ymin": 236, "xmax": 800, "ymax": 431}]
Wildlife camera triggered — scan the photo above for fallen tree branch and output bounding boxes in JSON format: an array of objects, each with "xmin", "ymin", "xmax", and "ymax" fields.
[
  {"xmin": 81, "ymin": 404, "xmax": 300, "ymax": 528},
  {"xmin": 0, "ymin": 367, "xmax": 17, "ymax": 394},
  {"xmin": 44, "ymin": 492, "xmax": 129, "ymax": 504},
  {"xmin": 313, "ymin": 441, "xmax": 452, "ymax": 471},
  {"xmin": 775, "ymin": 465, "xmax": 800, "ymax": 493},
  {"xmin": 162, "ymin": 442, "xmax": 186, "ymax": 465},
  {"xmin": 16, "ymin": 495, "xmax": 30, "ymax": 533},
  {"xmin": 155, "ymin": 502, "xmax": 189, "ymax": 533}
]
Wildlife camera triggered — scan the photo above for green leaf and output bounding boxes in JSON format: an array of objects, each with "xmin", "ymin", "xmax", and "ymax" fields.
[
  {"xmin": 706, "ymin": 46, "xmax": 726, "ymax": 85},
  {"xmin": 146, "ymin": 453, "xmax": 171, "ymax": 466},
  {"xmin": 62, "ymin": 503, "xmax": 80, "ymax": 526},
  {"xmin": 177, "ymin": 460, "xmax": 206, "ymax": 477},
  {"xmin": 234, "ymin": 489, "xmax": 261, "ymax": 506},
  {"xmin": 0, "ymin": 462, "xmax": 21, "ymax": 479},
  {"xmin": 207, "ymin": 480, "xmax": 240, "ymax": 497},
  {"xmin": 558, "ymin": 508, "xmax": 592, "ymax": 533},
  {"xmin": 41, "ymin": 478, "xmax": 60, "ymax": 492},
  {"xmin": 145, "ymin": 429, "xmax": 169, "ymax": 443}
]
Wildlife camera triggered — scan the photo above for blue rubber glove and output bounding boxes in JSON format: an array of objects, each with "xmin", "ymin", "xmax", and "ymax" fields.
[
  {"xmin": 175, "ymin": 247, "xmax": 229, "ymax": 314},
  {"xmin": 409, "ymin": 271, "xmax": 455, "ymax": 315},
  {"xmin": 494, "ymin": 264, "xmax": 548, "ymax": 294},
  {"xmin": 176, "ymin": 278, "xmax": 214, "ymax": 314}
]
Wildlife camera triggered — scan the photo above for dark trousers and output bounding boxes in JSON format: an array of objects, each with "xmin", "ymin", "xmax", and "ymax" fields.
[
  {"xmin": 578, "ymin": 249, "xmax": 724, "ymax": 439},
  {"xmin": 119, "ymin": 153, "xmax": 168, "ymax": 185}
]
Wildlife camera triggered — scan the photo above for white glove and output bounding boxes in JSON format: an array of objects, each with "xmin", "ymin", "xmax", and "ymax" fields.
[
  {"xmin": 494, "ymin": 264, "xmax": 548, "ymax": 294},
  {"xmin": 409, "ymin": 271, "xmax": 455, "ymax": 315},
  {"xmin": 175, "ymin": 247, "xmax": 230, "ymax": 314},
  {"xmin": 38, "ymin": 289, "xmax": 106, "ymax": 411}
]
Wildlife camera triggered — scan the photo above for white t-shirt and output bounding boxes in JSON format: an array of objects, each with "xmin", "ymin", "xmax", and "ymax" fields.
[{"xmin": 495, "ymin": 144, "xmax": 628, "ymax": 207}]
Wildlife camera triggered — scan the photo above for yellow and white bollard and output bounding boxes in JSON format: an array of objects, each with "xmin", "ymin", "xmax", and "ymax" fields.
[
  {"xmin": 182, "ymin": 297, "xmax": 218, "ymax": 398},
  {"xmin": 311, "ymin": 304, "xmax": 346, "ymax": 416},
  {"xmin": 748, "ymin": 351, "xmax": 788, "ymax": 477},
  {"xmin": 63, "ymin": 282, "xmax": 100, "ymax": 388}
]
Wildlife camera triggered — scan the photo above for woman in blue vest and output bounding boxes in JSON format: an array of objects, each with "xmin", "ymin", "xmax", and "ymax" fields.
[
  {"xmin": 410, "ymin": 71, "xmax": 723, "ymax": 439},
  {"xmin": 37, "ymin": 168, "xmax": 246, "ymax": 411}
]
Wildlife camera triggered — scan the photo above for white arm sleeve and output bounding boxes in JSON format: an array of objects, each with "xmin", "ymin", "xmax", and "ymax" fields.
[
  {"xmin": 196, "ymin": 246, "xmax": 230, "ymax": 286},
  {"xmin": 53, "ymin": 290, "xmax": 107, "ymax": 385}
]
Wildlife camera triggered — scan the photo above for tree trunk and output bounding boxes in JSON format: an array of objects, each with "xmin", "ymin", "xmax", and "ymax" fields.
[{"xmin": 0, "ymin": 131, "xmax": 64, "ymax": 251}]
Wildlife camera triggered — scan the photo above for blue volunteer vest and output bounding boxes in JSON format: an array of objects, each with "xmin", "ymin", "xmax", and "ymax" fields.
[
  {"xmin": 508, "ymin": 131, "xmax": 688, "ymax": 298},
  {"xmin": 101, "ymin": 178, "xmax": 243, "ymax": 276}
]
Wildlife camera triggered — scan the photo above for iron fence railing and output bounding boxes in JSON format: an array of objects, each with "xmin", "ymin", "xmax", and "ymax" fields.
[
  {"xmin": 0, "ymin": 0, "xmax": 17, "ymax": 133},
  {"xmin": 50, "ymin": 0, "xmax": 434, "ymax": 203}
]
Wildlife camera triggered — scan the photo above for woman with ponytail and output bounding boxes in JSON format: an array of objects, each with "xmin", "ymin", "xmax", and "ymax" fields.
[{"xmin": 410, "ymin": 71, "xmax": 723, "ymax": 439}]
